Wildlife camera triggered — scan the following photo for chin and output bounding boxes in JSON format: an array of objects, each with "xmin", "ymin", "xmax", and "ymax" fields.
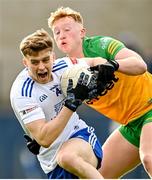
[
  {"xmin": 60, "ymin": 49, "xmax": 67, "ymax": 53},
  {"xmin": 40, "ymin": 80, "xmax": 46, "ymax": 84},
  {"xmin": 60, "ymin": 47, "xmax": 69, "ymax": 54},
  {"xmin": 38, "ymin": 78, "xmax": 49, "ymax": 84}
]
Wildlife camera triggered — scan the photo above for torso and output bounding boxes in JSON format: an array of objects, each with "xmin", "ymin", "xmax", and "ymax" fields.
[
  {"xmin": 83, "ymin": 36, "xmax": 152, "ymax": 125},
  {"xmin": 10, "ymin": 57, "xmax": 88, "ymax": 173}
]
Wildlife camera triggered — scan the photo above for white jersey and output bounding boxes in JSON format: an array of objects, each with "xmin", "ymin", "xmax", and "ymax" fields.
[{"xmin": 10, "ymin": 57, "xmax": 89, "ymax": 174}]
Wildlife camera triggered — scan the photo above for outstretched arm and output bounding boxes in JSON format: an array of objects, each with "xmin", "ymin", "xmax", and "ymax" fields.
[
  {"xmin": 79, "ymin": 47, "xmax": 147, "ymax": 76},
  {"xmin": 114, "ymin": 47, "xmax": 147, "ymax": 75}
]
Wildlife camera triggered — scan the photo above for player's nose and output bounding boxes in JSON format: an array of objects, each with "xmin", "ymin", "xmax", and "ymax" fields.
[{"xmin": 38, "ymin": 62, "xmax": 45, "ymax": 70}]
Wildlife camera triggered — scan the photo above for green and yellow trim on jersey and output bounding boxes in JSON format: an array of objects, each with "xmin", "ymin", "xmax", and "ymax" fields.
[
  {"xmin": 83, "ymin": 36, "xmax": 125, "ymax": 60},
  {"xmin": 108, "ymin": 40, "xmax": 122, "ymax": 57}
]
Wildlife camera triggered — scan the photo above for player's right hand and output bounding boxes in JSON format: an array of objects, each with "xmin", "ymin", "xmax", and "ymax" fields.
[
  {"xmin": 64, "ymin": 72, "xmax": 98, "ymax": 111},
  {"xmin": 24, "ymin": 134, "xmax": 40, "ymax": 155}
]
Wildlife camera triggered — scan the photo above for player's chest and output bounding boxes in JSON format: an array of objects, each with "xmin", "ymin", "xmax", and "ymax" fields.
[{"xmin": 34, "ymin": 82, "xmax": 63, "ymax": 104}]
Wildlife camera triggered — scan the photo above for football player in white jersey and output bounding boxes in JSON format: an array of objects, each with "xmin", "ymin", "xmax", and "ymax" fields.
[{"xmin": 10, "ymin": 29, "xmax": 104, "ymax": 179}]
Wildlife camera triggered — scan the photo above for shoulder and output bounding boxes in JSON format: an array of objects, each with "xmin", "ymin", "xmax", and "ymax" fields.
[
  {"xmin": 83, "ymin": 36, "xmax": 125, "ymax": 59},
  {"xmin": 10, "ymin": 68, "xmax": 35, "ymax": 98},
  {"xmin": 52, "ymin": 57, "xmax": 76, "ymax": 76},
  {"xmin": 52, "ymin": 57, "xmax": 69, "ymax": 72},
  {"xmin": 83, "ymin": 35, "xmax": 124, "ymax": 46}
]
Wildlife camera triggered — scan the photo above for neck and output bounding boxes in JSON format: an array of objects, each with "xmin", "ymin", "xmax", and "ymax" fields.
[
  {"xmin": 67, "ymin": 46, "xmax": 84, "ymax": 58},
  {"xmin": 67, "ymin": 54, "xmax": 84, "ymax": 59}
]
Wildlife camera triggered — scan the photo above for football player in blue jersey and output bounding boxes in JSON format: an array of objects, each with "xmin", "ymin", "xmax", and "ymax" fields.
[{"xmin": 10, "ymin": 28, "xmax": 105, "ymax": 179}]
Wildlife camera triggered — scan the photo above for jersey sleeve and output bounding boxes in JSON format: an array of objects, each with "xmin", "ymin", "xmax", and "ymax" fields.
[
  {"xmin": 11, "ymin": 96, "xmax": 45, "ymax": 124},
  {"xmin": 102, "ymin": 37, "xmax": 125, "ymax": 59},
  {"xmin": 83, "ymin": 36, "xmax": 125, "ymax": 60},
  {"xmin": 53, "ymin": 57, "xmax": 69, "ymax": 79}
]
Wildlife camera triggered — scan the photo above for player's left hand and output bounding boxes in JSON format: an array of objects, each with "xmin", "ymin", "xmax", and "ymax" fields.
[
  {"xmin": 90, "ymin": 60, "xmax": 119, "ymax": 96},
  {"xmin": 24, "ymin": 134, "xmax": 40, "ymax": 155}
]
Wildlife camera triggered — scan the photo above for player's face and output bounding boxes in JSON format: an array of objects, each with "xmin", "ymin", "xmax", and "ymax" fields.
[
  {"xmin": 52, "ymin": 17, "xmax": 86, "ymax": 57},
  {"xmin": 23, "ymin": 49, "xmax": 54, "ymax": 84}
]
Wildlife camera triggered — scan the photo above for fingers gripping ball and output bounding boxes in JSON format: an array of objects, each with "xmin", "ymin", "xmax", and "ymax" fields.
[
  {"xmin": 61, "ymin": 65, "xmax": 98, "ymax": 101},
  {"xmin": 90, "ymin": 62, "xmax": 119, "ymax": 96},
  {"xmin": 64, "ymin": 72, "xmax": 98, "ymax": 112}
]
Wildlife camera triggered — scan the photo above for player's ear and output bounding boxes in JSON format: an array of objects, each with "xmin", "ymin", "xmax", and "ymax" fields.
[
  {"xmin": 22, "ymin": 58, "xmax": 27, "ymax": 67},
  {"xmin": 80, "ymin": 28, "xmax": 86, "ymax": 39}
]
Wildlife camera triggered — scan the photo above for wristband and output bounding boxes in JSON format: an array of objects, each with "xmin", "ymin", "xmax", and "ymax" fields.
[
  {"xmin": 64, "ymin": 99, "xmax": 82, "ymax": 112},
  {"xmin": 107, "ymin": 60, "xmax": 119, "ymax": 71}
]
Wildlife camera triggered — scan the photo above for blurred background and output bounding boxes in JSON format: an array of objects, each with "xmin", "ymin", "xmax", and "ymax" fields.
[{"xmin": 0, "ymin": 0, "xmax": 152, "ymax": 178}]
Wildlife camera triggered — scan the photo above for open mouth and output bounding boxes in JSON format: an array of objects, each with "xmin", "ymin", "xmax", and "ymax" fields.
[{"xmin": 38, "ymin": 72, "xmax": 48, "ymax": 79}]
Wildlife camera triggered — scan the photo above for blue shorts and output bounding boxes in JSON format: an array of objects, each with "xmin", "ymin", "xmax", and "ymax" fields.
[{"xmin": 47, "ymin": 127, "xmax": 103, "ymax": 179}]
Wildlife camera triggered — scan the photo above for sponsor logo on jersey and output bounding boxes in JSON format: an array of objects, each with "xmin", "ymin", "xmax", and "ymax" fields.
[
  {"xmin": 86, "ymin": 96, "xmax": 100, "ymax": 104},
  {"xmin": 19, "ymin": 106, "xmax": 38, "ymax": 116},
  {"xmin": 39, "ymin": 94, "xmax": 48, "ymax": 102},
  {"xmin": 74, "ymin": 125, "xmax": 79, "ymax": 130},
  {"xmin": 100, "ymin": 37, "xmax": 111, "ymax": 50},
  {"xmin": 54, "ymin": 99, "xmax": 65, "ymax": 115},
  {"xmin": 50, "ymin": 85, "xmax": 62, "ymax": 96}
]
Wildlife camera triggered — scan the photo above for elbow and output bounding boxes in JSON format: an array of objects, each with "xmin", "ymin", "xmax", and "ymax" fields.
[
  {"xmin": 37, "ymin": 133, "xmax": 54, "ymax": 148},
  {"xmin": 36, "ymin": 124, "xmax": 54, "ymax": 148},
  {"xmin": 40, "ymin": 141, "xmax": 50, "ymax": 148},
  {"xmin": 39, "ymin": 139, "xmax": 52, "ymax": 148},
  {"xmin": 42, "ymin": 144, "xmax": 50, "ymax": 148},
  {"xmin": 132, "ymin": 56, "xmax": 147, "ymax": 75},
  {"xmin": 138, "ymin": 61, "xmax": 147, "ymax": 74},
  {"xmin": 143, "ymin": 61, "xmax": 148, "ymax": 72}
]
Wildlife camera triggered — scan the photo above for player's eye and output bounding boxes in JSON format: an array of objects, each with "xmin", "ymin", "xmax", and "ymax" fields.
[
  {"xmin": 55, "ymin": 30, "xmax": 60, "ymax": 35},
  {"xmin": 65, "ymin": 28, "xmax": 70, "ymax": 32},
  {"xmin": 31, "ymin": 60, "xmax": 39, "ymax": 65},
  {"xmin": 42, "ymin": 57, "xmax": 50, "ymax": 63}
]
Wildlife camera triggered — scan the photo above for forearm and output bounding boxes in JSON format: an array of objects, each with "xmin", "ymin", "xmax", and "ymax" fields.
[
  {"xmin": 115, "ymin": 48, "xmax": 147, "ymax": 75},
  {"xmin": 116, "ymin": 56, "xmax": 147, "ymax": 75},
  {"xmin": 39, "ymin": 106, "xmax": 73, "ymax": 147},
  {"xmin": 79, "ymin": 57, "xmax": 107, "ymax": 67},
  {"xmin": 26, "ymin": 106, "xmax": 73, "ymax": 148},
  {"xmin": 80, "ymin": 48, "xmax": 147, "ymax": 75}
]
